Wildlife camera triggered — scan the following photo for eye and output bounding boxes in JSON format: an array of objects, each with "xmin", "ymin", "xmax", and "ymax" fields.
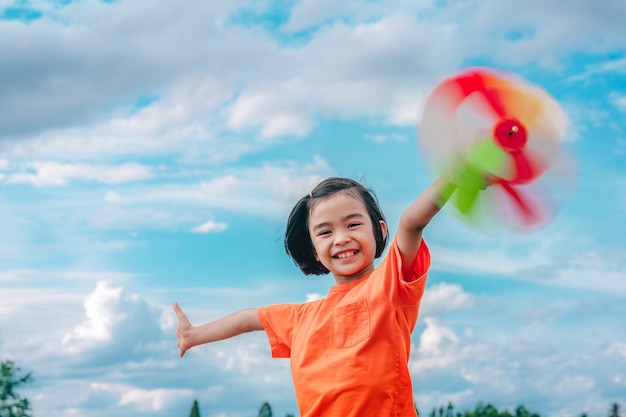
[
  {"xmin": 317, "ymin": 230, "xmax": 331, "ymax": 236},
  {"xmin": 347, "ymin": 222, "xmax": 362, "ymax": 229}
]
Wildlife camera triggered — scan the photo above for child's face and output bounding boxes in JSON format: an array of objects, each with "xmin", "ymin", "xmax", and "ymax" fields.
[{"xmin": 308, "ymin": 191, "xmax": 386, "ymax": 285}]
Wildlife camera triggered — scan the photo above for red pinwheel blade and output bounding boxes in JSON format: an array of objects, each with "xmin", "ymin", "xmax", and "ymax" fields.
[
  {"xmin": 453, "ymin": 71, "xmax": 507, "ymax": 118},
  {"xmin": 511, "ymin": 149, "xmax": 555, "ymax": 184},
  {"xmin": 496, "ymin": 180, "xmax": 541, "ymax": 226}
]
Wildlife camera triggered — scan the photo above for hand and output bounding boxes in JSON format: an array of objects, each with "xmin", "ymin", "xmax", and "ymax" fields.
[
  {"xmin": 173, "ymin": 302, "xmax": 193, "ymax": 358},
  {"xmin": 447, "ymin": 159, "xmax": 497, "ymax": 190}
]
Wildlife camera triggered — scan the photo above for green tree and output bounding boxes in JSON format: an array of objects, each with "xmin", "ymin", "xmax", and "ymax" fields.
[
  {"xmin": 516, "ymin": 405, "xmax": 531, "ymax": 417},
  {"xmin": 259, "ymin": 402, "xmax": 272, "ymax": 417},
  {"xmin": 516, "ymin": 405, "xmax": 540, "ymax": 417},
  {"xmin": 610, "ymin": 403, "xmax": 621, "ymax": 417},
  {"xmin": 189, "ymin": 399, "xmax": 200, "ymax": 417},
  {"xmin": 482, "ymin": 403, "xmax": 500, "ymax": 417},
  {"xmin": 0, "ymin": 360, "xmax": 33, "ymax": 417},
  {"xmin": 446, "ymin": 402, "xmax": 454, "ymax": 417},
  {"xmin": 456, "ymin": 402, "xmax": 540, "ymax": 417}
]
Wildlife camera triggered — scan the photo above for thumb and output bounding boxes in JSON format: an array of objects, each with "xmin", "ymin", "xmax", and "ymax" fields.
[{"xmin": 173, "ymin": 302, "xmax": 185, "ymax": 318}]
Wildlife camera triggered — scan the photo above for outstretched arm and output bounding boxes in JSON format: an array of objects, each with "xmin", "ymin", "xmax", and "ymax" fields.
[
  {"xmin": 396, "ymin": 174, "xmax": 455, "ymax": 278},
  {"xmin": 174, "ymin": 302, "xmax": 263, "ymax": 357}
]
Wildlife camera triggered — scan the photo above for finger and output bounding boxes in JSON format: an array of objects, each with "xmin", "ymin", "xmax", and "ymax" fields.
[{"xmin": 173, "ymin": 302, "xmax": 185, "ymax": 318}]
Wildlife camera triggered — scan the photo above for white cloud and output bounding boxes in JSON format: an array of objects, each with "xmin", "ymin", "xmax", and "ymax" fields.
[
  {"xmin": 305, "ymin": 292, "xmax": 324, "ymax": 302},
  {"xmin": 0, "ymin": 279, "xmax": 291, "ymax": 417},
  {"xmin": 105, "ymin": 191, "xmax": 123, "ymax": 203},
  {"xmin": 512, "ymin": 247, "xmax": 626, "ymax": 294},
  {"xmin": 421, "ymin": 283, "xmax": 474, "ymax": 315},
  {"xmin": 5, "ymin": 162, "xmax": 154, "ymax": 186},
  {"xmin": 606, "ymin": 342, "xmax": 626, "ymax": 359},
  {"xmin": 226, "ymin": 85, "xmax": 314, "ymax": 138},
  {"xmin": 76, "ymin": 156, "xmax": 332, "ymax": 230},
  {"xmin": 64, "ymin": 281, "xmax": 123, "ymax": 344},
  {"xmin": 409, "ymin": 314, "xmax": 626, "ymax": 416},
  {"xmin": 1, "ymin": 0, "xmax": 623, "ymax": 161},
  {"xmin": 0, "ymin": 157, "xmax": 333, "ymax": 236},
  {"xmin": 550, "ymin": 266, "xmax": 626, "ymax": 294},
  {"xmin": 91, "ymin": 383, "xmax": 194, "ymax": 412},
  {"xmin": 363, "ymin": 132, "xmax": 407, "ymax": 143},
  {"xmin": 1, "ymin": 9, "xmax": 464, "ymax": 156},
  {"xmin": 1, "ymin": 73, "xmax": 254, "ymax": 164},
  {"xmin": 388, "ymin": 91, "xmax": 425, "ymax": 126},
  {"xmin": 283, "ymin": 0, "xmax": 349, "ymax": 32},
  {"xmin": 432, "ymin": 245, "xmax": 531, "ymax": 276},
  {"xmin": 0, "ymin": 0, "xmax": 246, "ymax": 140},
  {"xmin": 610, "ymin": 92, "xmax": 626, "ymax": 111},
  {"xmin": 567, "ymin": 57, "xmax": 626, "ymax": 84},
  {"xmin": 417, "ymin": 317, "xmax": 459, "ymax": 357},
  {"xmin": 62, "ymin": 281, "xmax": 169, "ymax": 360},
  {"xmin": 463, "ymin": 1, "xmax": 626, "ymax": 67},
  {"xmin": 429, "ymin": 233, "xmax": 626, "ymax": 295},
  {"xmin": 191, "ymin": 220, "xmax": 228, "ymax": 234}
]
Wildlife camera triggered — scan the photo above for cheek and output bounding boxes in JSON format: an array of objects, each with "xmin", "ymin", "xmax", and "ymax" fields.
[
  {"xmin": 311, "ymin": 239, "xmax": 330, "ymax": 260},
  {"xmin": 364, "ymin": 231, "xmax": 380, "ymax": 253}
]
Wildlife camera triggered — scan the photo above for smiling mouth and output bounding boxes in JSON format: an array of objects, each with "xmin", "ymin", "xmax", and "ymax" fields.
[{"xmin": 334, "ymin": 250, "xmax": 359, "ymax": 259}]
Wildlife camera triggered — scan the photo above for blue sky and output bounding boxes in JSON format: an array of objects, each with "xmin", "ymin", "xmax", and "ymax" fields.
[{"xmin": 1, "ymin": 0, "xmax": 625, "ymax": 416}]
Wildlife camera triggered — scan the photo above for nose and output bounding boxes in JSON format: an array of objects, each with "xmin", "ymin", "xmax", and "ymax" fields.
[{"xmin": 333, "ymin": 230, "xmax": 351, "ymax": 246}]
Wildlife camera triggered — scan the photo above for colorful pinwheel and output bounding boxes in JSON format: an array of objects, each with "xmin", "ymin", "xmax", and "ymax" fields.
[{"xmin": 418, "ymin": 67, "xmax": 574, "ymax": 233}]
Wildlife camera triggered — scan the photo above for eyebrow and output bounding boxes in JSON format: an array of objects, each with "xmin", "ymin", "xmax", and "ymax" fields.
[{"xmin": 312, "ymin": 212, "xmax": 365, "ymax": 232}]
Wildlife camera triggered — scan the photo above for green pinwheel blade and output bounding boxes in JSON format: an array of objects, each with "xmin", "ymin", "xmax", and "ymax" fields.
[
  {"xmin": 467, "ymin": 139, "xmax": 508, "ymax": 177},
  {"xmin": 455, "ymin": 186, "xmax": 480, "ymax": 214},
  {"xmin": 454, "ymin": 164, "xmax": 483, "ymax": 214}
]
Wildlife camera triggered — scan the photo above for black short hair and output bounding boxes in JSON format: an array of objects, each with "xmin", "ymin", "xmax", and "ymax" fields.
[{"xmin": 284, "ymin": 177, "xmax": 388, "ymax": 275}]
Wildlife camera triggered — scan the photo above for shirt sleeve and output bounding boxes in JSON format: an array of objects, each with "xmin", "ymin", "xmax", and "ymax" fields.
[
  {"xmin": 377, "ymin": 236, "xmax": 431, "ymax": 307},
  {"xmin": 403, "ymin": 238, "xmax": 430, "ymax": 283},
  {"xmin": 257, "ymin": 303, "xmax": 302, "ymax": 358}
]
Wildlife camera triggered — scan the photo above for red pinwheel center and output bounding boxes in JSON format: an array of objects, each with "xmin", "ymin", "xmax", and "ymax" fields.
[{"xmin": 493, "ymin": 118, "xmax": 527, "ymax": 152}]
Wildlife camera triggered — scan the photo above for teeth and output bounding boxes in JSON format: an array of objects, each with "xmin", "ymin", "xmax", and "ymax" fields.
[{"xmin": 337, "ymin": 251, "xmax": 356, "ymax": 259}]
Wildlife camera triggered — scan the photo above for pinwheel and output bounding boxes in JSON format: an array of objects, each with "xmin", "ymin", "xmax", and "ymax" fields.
[{"xmin": 418, "ymin": 67, "xmax": 574, "ymax": 233}]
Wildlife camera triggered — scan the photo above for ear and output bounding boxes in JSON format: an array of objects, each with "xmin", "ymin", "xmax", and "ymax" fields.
[{"xmin": 379, "ymin": 220, "xmax": 388, "ymax": 240}]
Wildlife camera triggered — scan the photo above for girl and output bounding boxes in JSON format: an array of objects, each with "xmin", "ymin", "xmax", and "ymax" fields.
[{"xmin": 174, "ymin": 174, "xmax": 455, "ymax": 417}]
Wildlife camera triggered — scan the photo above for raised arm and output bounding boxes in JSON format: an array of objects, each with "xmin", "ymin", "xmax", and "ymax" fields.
[
  {"xmin": 174, "ymin": 302, "xmax": 263, "ymax": 357},
  {"xmin": 395, "ymin": 174, "xmax": 455, "ymax": 278}
]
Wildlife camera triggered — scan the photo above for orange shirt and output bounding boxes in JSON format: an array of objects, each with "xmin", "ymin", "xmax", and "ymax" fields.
[{"xmin": 258, "ymin": 237, "xmax": 430, "ymax": 417}]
